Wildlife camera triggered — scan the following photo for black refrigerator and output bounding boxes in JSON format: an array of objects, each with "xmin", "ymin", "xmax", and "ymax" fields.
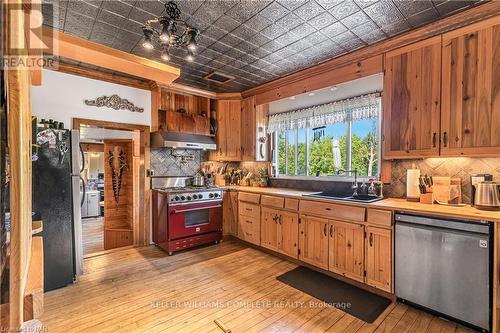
[{"xmin": 32, "ymin": 129, "xmax": 83, "ymax": 291}]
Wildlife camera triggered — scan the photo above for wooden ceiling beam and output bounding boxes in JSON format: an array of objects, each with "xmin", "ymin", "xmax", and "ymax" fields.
[
  {"xmin": 49, "ymin": 62, "xmax": 153, "ymax": 91},
  {"xmin": 42, "ymin": 27, "xmax": 180, "ymax": 86},
  {"xmin": 242, "ymin": 2, "xmax": 500, "ymax": 101}
]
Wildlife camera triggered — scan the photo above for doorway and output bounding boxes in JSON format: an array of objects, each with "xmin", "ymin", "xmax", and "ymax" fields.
[{"xmin": 73, "ymin": 118, "xmax": 150, "ymax": 258}]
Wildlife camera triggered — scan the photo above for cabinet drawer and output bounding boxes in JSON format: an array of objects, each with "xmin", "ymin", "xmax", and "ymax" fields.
[
  {"xmin": 238, "ymin": 192, "xmax": 260, "ymax": 204},
  {"xmin": 261, "ymin": 195, "xmax": 284, "ymax": 208},
  {"xmin": 367, "ymin": 209, "xmax": 392, "ymax": 227},
  {"xmin": 238, "ymin": 202, "xmax": 260, "ymax": 219},
  {"xmin": 284, "ymin": 198, "xmax": 299, "ymax": 211},
  {"xmin": 238, "ymin": 215, "xmax": 260, "ymax": 245},
  {"xmin": 299, "ymin": 200, "xmax": 365, "ymax": 222}
]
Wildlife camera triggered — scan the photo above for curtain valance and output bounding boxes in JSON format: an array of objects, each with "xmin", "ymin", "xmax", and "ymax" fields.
[{"xmin": 267, "ymin": 93, "xmax": 381, "ymax": 133}]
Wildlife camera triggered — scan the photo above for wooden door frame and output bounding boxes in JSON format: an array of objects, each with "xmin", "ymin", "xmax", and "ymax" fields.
[{"xmin": 73, "ymin": 118, "xmax": 150, "ymax": 246}]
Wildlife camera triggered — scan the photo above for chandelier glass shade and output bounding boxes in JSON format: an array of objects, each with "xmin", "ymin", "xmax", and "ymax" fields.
[{"xmin": 141, "ymin": 1, "xmax": 199, "ymax": 63}]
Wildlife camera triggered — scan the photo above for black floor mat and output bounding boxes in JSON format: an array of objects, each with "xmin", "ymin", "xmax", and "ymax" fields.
[{"xmin": 276, "ymin": 266, "xmax": 392, "ymax": 323}]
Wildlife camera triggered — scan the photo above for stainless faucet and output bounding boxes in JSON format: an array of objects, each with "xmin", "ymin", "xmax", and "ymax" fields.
[{"xmin": 337, "ymin": 169, "xmax": 358, "ymax": 195}]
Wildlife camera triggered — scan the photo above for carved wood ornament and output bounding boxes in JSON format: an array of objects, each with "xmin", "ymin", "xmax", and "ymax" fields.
[
  {"xmin": 84, "ymin": 94, "xmax": 144, "ymax": 113},
  {"xmin": 108, "ymin": 147, "xmax": 129, "ymax": 203}
]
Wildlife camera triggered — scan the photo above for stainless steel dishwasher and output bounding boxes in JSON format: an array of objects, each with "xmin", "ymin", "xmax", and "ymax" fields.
[{"xmin": 395, "ymin": 213, "xmax": 492, "ymax": 332}]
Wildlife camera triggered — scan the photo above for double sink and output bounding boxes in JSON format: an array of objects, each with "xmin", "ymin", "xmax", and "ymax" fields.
[{"xmin": 302, "ymin": 191, "xmax": 383, "ymax": 203}]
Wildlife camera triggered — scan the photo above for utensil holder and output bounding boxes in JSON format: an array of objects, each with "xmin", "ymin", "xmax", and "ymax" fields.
[{"xmin": 419, "ymin": 192, "xmax": 434, "ymax": 204}]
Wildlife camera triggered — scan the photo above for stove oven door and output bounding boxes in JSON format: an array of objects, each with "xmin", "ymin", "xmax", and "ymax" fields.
[{"xmin": 168, "ymin": 201, "xmax": 223, "ymax": 240}]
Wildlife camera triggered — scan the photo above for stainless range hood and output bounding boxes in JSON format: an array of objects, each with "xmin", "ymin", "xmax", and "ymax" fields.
[{"xmin": 151, "ymin": 131, "xmax": 217, "ymax": 150}]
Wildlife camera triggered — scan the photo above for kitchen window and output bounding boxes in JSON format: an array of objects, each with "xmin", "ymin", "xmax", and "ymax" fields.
[{"xmin": 270, "ymin": 93, "xmax": 381, "ymax": 178}]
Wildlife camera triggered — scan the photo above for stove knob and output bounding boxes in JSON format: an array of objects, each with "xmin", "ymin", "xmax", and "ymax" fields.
[
  {"xmin": 175, "ymin": 196, "xmax": 180, "ymax": 201},
  {"xmin": 192, "ymin": 194, "xmax": 198, "ymax": 199},
  {"xmin": 187, "ymin": 196, "xmax": 192, "ymax": 201},
  {"xmin": 180, "ymin": 196, "xmax": 185, "ymax": 201},
  {"xmin": 209, "ymin": 193, "xmax": 214, "ymax": 198},
  {"xmin": 198, "ymin": 194, "xmax": 203, "ymax": 199},
  {"xmin": 214, "ymin": 193, "xmax": 219, "ymax": 198}
]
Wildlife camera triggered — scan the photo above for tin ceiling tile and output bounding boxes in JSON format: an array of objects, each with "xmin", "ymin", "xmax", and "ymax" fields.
[
  {"xmin": 67, "ymin": 1, "xmax": 100, "ymax": 18},
  {"xmin": 394, "ymin": 0, "xmax": 433, "ymax": 17},
  {"xmin": 96, "ymin": 9, "xmax": 128, "ymax": 29},
  {"xmin": 247, "ymin": 33, "xmax": 272, "ymax": 47},
  {"xmin": 128, "ymin": 7, "xmax": 156, "ymax": 24},
  {"xmin": 380, "ymin": 19, "xmax": 411, "ymax": 36},
  {"xmin": 261, "ymin": 40, "xmax": 286, "ymax": 52},
  {"xmin": 276, "ymin": 12, "xmax": 304, "ymax": 30},
  {"xmin": 302, "ymin": 30, "xmax": 329, "ymax": 44},
  {"xmin": 261, "ymin": 23, "xmax": 288, "ymax": 39},
  {"xmin": 307, "ymin": 11, "xmax": 337, "ymax": 29},
  {"xmin": 341, "ymin": 10, "xmax": 372, "ymax": 29},
  {"xmin": 101, "ymin": 1, "xmax": 133, "ymax": 17},
  {"xmin": 407, "ymin": 7, "xmax": 440, "ymax": 28},
  {"xmin": 135, "ymin": 0, "xmax": 165, "ymax": 15},
  {"xmin": 354, "ymin": 0, "xmax": 379, "ymax": 8},
  {"xmin": 226, "ymin": 0, "xmax": 270, "ymax": 22},
  {"xmin": 329, "ymin": 0, "xmax": 360, "ymax": 20},
  {"xmin": 363, "ymin": 1, "xmax": 404, "ymax": 25},
  {"xmin": 175, "ymin": 0, "xmax": 204, "ymax": 15},
  {"xmin": 203, "ymin": 25, "xmax": 228, "ymax": 40},
  {"xmin": 294, "ymin": 1, "xmax": 325, "ymax": 20},
  {"xmin": 213, "ymin": 15, "xmax": 241, "ymax": 33},
  {"xmin": 315, "ymin": 0, "xmax": 345, "ymax": 10},
  {"xmin": 259, "ymin": 1, "xmax": 290, "ymax": 21},
  {"xmin": 231, "ymin": 25, "xmax": 259, "ymax": 40},
  {"xmin": 244, "ymin": 14, "xmax": 273, "ymax": 32},
  {"xmin": 64, "ymin": 11, "xmax": 95, "ymax": 38},
  {"xmin": 278, "ymin": 0, "xmax": 308, "ymax": 11},
  {"xmin": 320, "ymin": 21, "xmax": 348, "ymax": 37},
  {"xmin": 433, "ymin": 0, "xmax": 474, "ymax": 16}
]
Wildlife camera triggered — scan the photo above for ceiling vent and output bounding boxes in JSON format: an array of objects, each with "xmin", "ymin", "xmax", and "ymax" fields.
[{"xmin": 204, "ymin": 71, "xmax": 235, "ymax": 84}]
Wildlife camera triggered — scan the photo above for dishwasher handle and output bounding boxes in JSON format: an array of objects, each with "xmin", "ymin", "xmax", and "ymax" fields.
[{"xmin": 395, "ymin": 213, "xmax": 490, "ymax": 235}]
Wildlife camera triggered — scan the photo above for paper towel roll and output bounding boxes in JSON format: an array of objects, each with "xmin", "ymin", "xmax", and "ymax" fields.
[{"xmin": 407, "ymin": 169, "xmax": 421, "ymax": 199}]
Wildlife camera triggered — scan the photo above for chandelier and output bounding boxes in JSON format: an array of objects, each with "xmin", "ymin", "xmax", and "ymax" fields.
[{"xmin": 141, "ymin": 1, "xmax": 199, "ymax": 63}]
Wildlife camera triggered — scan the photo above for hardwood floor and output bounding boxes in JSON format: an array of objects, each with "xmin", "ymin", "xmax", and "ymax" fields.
[
  {"xmin": 41, "ymin": 241, "xmax": 475, "ymax": 333},
  {"xmin": 82, "ymin": 217, "xmax": 104, "ymax": 256}
]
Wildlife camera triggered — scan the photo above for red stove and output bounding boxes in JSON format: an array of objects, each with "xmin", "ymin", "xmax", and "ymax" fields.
[{"xmin": 152, "ymin": 177, "xmax": 223, "ymax": 255}]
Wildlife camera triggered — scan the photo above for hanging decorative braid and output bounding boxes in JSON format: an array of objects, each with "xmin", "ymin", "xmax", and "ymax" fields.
[{"xmin": 108, "ymin": 148, "xmax": 129, "ymax": 203}]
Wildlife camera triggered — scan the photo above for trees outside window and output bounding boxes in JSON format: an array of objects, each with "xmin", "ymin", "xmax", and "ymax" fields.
[{"xmin": 275, "ymin": 117, "xmax": 379, "ymax": 178}]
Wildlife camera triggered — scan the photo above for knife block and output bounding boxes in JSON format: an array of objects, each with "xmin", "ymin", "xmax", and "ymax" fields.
[{"xmin": 419, "ymin": 192, "xmax": 434, "ymax": 204}]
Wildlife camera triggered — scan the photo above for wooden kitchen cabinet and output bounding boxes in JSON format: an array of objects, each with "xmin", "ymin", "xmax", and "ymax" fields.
[
  {"xmin": 279, "ymin": 211, "xmax": 299, "ymax": 258},
  {"xmin": 365, "ymin": 226, "xmax": 392, "ymax": 292},
  {"xmin": 383, "ymin": 36, "xmax": 441, "ymax": 159},
  {"xmin": 238, "ymin": 200, "xmax": 260, "ymax": 245},
  {"xmin": 241, "ymin": 96, "xmax": 257, "ymax": 161},
  {"xmin": 222, "ymin": 191, "xmax": 238, "ymax": 236},
  {"xmin": 211, "ymin": 99, "xmax": 242, "ymax": 161},
  {"xmin": 261, "ymin": 207, "xmax": 279, "ymax": 251},
  {"xmin": 261, "ymin": 207, "xmax": 299, "ymax": 258},
  {"xmin": 299, "ymin": 215, "xmax": 329, "ymax": 270},
  {"xmin": 441, "ymin": 17, "xmax": 500, "ymax": 156},
  {"xmin": 328, "ymin": 220, "xmax": 365, "ymax": 283}
]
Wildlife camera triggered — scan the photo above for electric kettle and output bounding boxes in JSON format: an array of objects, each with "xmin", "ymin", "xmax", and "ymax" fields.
[{"xmin": 474, "ymin": 181, "xmax": 500, "ymax": 210}]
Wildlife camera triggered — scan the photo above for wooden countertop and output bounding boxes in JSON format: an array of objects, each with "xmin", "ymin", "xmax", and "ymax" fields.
[{"xmin": 224, "ymin": 186, "xmax": 500, "ymax": 223}]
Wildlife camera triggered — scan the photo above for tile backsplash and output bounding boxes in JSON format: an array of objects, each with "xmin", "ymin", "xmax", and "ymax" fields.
[
  {"xmin": 385, "ymin": 157, "xmax": 500, "ymax": 203},
  {"xmin": 150, "ymin": 148, "xmax": 207, "ymax": 177}
]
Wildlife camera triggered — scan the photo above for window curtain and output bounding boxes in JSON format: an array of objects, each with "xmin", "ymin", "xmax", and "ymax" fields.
[{"xmin": 267, "ymin": 93, "xmax": 381, "ymax": 134}]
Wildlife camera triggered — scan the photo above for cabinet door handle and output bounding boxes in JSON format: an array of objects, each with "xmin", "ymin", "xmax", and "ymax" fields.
[
  {"xmin": 443, "ymin": 132, "xmax": 448, "ymax": 147},
  {"xmin": 323, "ymin": 224, "xmax": 327, "ymax": 236},
  {"xmin": 329, "ymin": 225, "xmax": 333, "ymax": 237},
  {"xmin": 279, "ymin": 215, "xmax": 282, "ymax": 225},
  {"xmin": 369, "ymin": 233, "xmax": 373, "ymax": 247},
  {"xmin": 432, "ymin": 133, "xmax": 437, "ymax": 148}
]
